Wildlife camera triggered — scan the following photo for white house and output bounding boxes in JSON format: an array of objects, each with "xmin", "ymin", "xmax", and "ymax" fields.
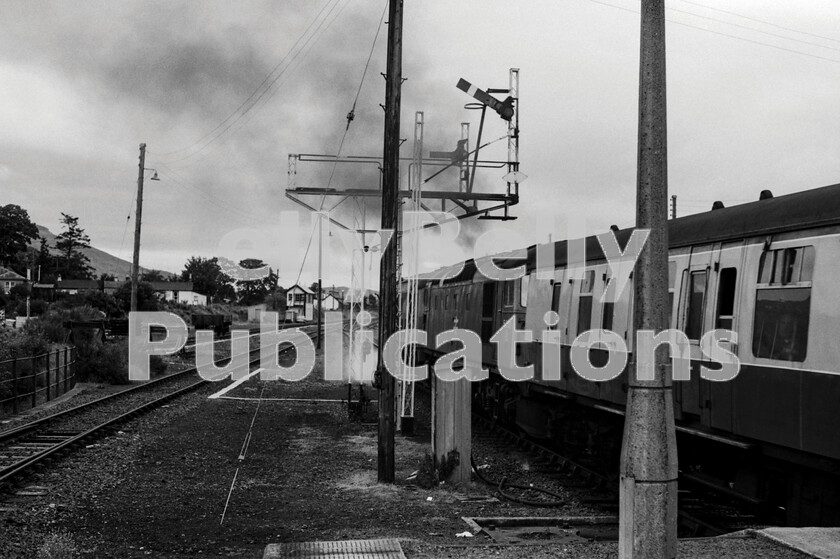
[
  {"xmin": 286, "ymin": 284, "xmax": 314, "ymax": 321},
  {"xmin": 321, "ymin": 292, "xmax": 342, "ymax": 311},
  {"xmin": 0, "ymin": 266, "xmax": 27, "ymax": 294},
  {"xmin": 247, "ymin": 303, "xmax": 268, "ymax": 321},
  {"xmin": 149, "ymin": 281, "xmax": 207, "ymax": 306}
]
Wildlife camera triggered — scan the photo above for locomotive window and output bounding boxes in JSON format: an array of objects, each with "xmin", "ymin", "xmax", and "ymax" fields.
[
  {"xmin": 716, "ymin": 267, "xmax": 737, "ymax": 330},
  {"xmin": 685, "ymin": 271, "xmax": 707, "ymax": 340},
  {"xmin": 752, "ymin": 288, "xmax": 810, "ymax": 362}
]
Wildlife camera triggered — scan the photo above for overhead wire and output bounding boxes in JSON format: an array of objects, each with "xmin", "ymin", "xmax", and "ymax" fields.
[
  {"xmin": 277, "ymin": 0, "xmax": 387, "ymax": 300},
  {"xmin": 675, "ymin": 0, "xmax": 840, "ymax": 46},
  {"xmin": 582, "ymin": 0, "xmax": 840, "ymax": 65}
]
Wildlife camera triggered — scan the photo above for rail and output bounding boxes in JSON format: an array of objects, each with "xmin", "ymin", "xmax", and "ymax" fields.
[
  {"xmin": 0, "ymin": 324, "xmax": 322, "ymax": 487},
  {"xmin": 0, "ymin": 347, "xmax": 76, "ymax": 417}
]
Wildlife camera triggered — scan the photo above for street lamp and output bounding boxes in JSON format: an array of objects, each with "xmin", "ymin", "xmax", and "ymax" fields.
[{"xmin": 130, "ymin": 142, "xmax": 160, "ymax": 313}]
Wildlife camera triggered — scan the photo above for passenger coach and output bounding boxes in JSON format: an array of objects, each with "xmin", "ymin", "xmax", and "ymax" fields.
[{"xmin": 412, "ymin": 183, "xmax": 840, "ymax": 525}]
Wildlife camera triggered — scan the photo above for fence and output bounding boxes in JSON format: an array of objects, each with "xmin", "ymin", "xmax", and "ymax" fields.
[{"xmin": 0, "ymin": 346, "xmax": 76, "ymax": 417}]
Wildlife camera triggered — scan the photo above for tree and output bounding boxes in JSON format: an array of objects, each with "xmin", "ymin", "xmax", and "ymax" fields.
[
  {"xmin": 181, "ymin": 256, "xmax": 232, "ymax": 303},
  {"xmin": 141, "ymin": 269, "xmax": 166, "ymax": 282},
  {"xmin": 236, "ymin": 259, "xmax": 278, "ymax": 306},
  {"xmin": 36, "ymin": 237, "xmax": 56, "ymax": 281},
  {"xmin": 265, "ymin": 286, "xmax": 287, "ymax": 312},
  {"xmin": 0, "ymin": 204, "xmax": 39, "ymax": 271},
  {"xmin": 54, "ymin": 213, "xmax": 93, "ymax": 279},
  {"xmin": 115, "ymin": 281, "xmax": 158, "ymax": 312}
]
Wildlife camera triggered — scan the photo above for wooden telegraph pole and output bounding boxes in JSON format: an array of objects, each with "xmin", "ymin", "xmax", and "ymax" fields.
[
  {"xmin": 377, "ymin": 0, "xmax": 403, "ymax": 483},
  {"xmin": 619, "ymin": 1, "xmax": 678, "ymax": 558},
  {"xmin": 131, "ymin": 143, "xmax": 146, "ymax": 314}
]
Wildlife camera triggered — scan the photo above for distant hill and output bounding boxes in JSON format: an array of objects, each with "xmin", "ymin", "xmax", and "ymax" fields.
[{"xmin": 32, "ymin": 224, "xmax": 174, "ymax": 280}]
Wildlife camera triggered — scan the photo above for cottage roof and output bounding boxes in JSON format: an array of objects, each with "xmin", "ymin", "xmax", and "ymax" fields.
[{"xmin": 0, "ymin": 267, "xmax": 25, "ymax": 281}]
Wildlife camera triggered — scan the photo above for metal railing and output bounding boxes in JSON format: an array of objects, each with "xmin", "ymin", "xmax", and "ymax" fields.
[{"xmin": 0, "ymin": 346, "xmax": 76, "ymax": 416}]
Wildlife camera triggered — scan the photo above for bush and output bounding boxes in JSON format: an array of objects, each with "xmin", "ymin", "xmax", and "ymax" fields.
[
  {"xmin": 77, "ymin": 339, "xmax": 128, "ymax": 384},
  {"xmin": 0, "ymin": 326, "xmax": 50, "ymax": 361},
  {"xmin": 84, "ymin": 290, "xmax": 122, "ymax": 317}
]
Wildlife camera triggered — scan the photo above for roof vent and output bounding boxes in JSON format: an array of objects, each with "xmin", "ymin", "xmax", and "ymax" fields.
[
  {"xmin": 711, "ymin": 201, "xmax": 725, "ymax": 210},
  {"xmin": 759, "ymin": 189, "xmax": 774, "ymax": 200},
  {"xmin": 610, "ymin": 224, "xmax": 619, "ymax": 232}
]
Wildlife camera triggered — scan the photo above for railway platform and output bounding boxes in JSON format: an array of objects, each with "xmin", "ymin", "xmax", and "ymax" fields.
[{"xmin": 756, "ymin": 527, "xmax": 840, "ymax": 559}]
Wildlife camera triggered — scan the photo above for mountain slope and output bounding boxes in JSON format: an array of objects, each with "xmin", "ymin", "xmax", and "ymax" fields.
[{"xmin": 33, "ymin": 225, "xmax": 173, "ymax": 279}]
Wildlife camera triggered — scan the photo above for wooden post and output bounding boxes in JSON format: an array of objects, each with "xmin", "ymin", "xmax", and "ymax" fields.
[
  {"xmin": 63, "ymin": 347, "xmax": 69, "ymax": 393},
  {"xmin": 131, "ymin": 143, "xmax": 146, "ymax": 313},
  {"xmin": 619, "ymin": 1, "xmax": 678, "ymax": 557},
  {"xmin": 376, "ymin": 0, "xmax": 404, "ymax": 484},
  {"xmin": 12, "ymin": 357, "xmax": 18, "ymax": 414},
  {"xmin": 31, "ymin": 355, "xmax": 37, "ymax": 408},
  {"xmin": 70, "ymin": 347, "xmax": 76, "ymax": 387},
  {"xmin": 46, "ymin": 351, "xmax": 51, "ymax": 402},
  {"xmin": 432, "ymin": 374, "xmax": 471, "ymax": 484}
]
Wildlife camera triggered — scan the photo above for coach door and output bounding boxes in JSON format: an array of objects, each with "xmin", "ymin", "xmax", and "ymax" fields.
[
  {"xmin": 677, "ymin": 245, "xmax": 713, "ymax": 419},
  {"xmin": 701, "ymin": 241, "xmax": 742, "ymax": 431}
]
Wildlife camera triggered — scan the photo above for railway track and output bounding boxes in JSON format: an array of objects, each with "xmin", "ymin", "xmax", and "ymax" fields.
[
  {"xmin": 471, "ymin": 414, "xmax": 772, "ymax": 538},
  {"xmin": 0, "ymin": 322, "xmax": 322, "ymax": 490}
]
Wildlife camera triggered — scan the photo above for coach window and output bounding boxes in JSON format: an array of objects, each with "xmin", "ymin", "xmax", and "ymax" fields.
[
  {"xmin": 752, "ymin": 246, "xmax": 814, "ymax": 362},
  {"xmin": 685, "ymin": 270, "xmax": 707, "ymax": 340},
  {"xmin": 551, "ymin": 283, "xmax": 563, "ymax": 327},
  {"xmin": 716, "ymin": 267, "xmax": 737, "ymax": 330},
  {"xmin": 502, "ymin": 281, "xmax": 515, "ymax": 307},
  {"xmin": 465, "ymin": 286, "xmax": 472, "ymax": 311},
  {"xmin": 577, "ymin": 269, "xmax": 595, "ymax": 334},
  {"xmin": 520, "ymin": 275, "xmax": 530, "ymax": 308},
  {"xmin": 668, "ymin": 261, "xmax": 676, "ymax": 327}
]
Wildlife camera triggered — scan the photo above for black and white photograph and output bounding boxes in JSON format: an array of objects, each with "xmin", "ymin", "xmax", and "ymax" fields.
[{"xmin": 1, "ymin": 1, "xmax": 839, "ymax": 557}]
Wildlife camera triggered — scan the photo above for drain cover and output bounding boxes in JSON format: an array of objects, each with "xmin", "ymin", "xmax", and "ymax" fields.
[{"xmin": 263, "ymin": 538, "xmax": 406, "ymax": 558}]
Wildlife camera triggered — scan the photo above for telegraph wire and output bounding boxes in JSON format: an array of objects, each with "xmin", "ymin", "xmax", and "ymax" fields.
[
  {"xmin": 322, "ymin": 0, "xmax": 388, "ymax": 208},
  {"xmin": 668, "ymin": 6, "xmax": 840, "ymax": 55},
  {"xmin": 583, "ymin": 0, "xmax": 840, "ymax": 65},
  {"xmin": 676, "ymin": 0, "xmax": 840, "ymax": 46}
]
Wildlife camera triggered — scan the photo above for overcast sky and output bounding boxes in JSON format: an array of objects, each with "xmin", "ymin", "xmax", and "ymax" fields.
[{"xmin": 3, "ymin": 0, "xmax": 839, "ymax": 289}]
